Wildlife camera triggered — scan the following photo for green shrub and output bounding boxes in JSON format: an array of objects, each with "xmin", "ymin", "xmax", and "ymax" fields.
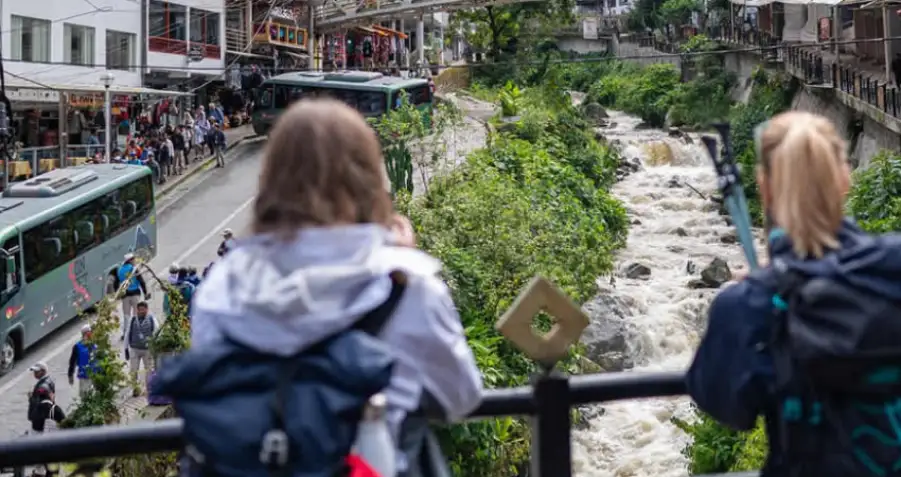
[
  {"xmin": 848, "ymin": 150, "xmax": 901, "ymax": 233},
  {"xmin": 397, "ymin": 86, "xmax": 627, "ymax": 475}
]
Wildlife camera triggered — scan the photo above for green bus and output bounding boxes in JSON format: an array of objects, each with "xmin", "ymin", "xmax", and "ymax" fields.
[
  {"xmin": 251, "ymin": 71, "xmax": 433, "ymax": 135},
  {"xmin": 0, "ymin": 164, "xmax": 157, "ymax": 375}
]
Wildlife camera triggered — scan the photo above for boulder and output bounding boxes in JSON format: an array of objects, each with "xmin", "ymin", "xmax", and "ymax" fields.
[
  {"xmin": 624, "ymin": 262, "xmax": 651, "ymax": 280},
  {"xmin": 699, "ymin": 258, "xmax": 732, "ymax": 288},
  {"xmin": 580, "ymin": 294, "xmax": 637, "ymax": 372},
  {"xmin": 720, "ymin": 233, "xmax": 738, "ymax": 244},
  {"xmin": 674, "ymin": 227, "xmax": 689, "ymax": 237},
  {"xmin": 583, "ymin": 102, "xmax": 609, "ymax": 125}
]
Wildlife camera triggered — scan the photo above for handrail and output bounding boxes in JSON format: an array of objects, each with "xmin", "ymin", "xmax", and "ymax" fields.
[{"xmin": 0, "ymin": 371, "xmax": 692, "ymax": 469}]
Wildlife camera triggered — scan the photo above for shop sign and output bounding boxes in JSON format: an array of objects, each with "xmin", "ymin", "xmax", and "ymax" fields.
[
  {"xmin": 7, "ymin": 88, "xmax": 59, "ymax": 103},
  {"xmin": 69, "ymin": 94, "xmax": 103, "ymax": 108}
]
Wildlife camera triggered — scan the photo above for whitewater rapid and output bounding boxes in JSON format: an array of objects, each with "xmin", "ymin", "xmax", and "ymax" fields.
[{"xmin": 571, "ymin": 111, "xmax": 758, "ymax": 477}]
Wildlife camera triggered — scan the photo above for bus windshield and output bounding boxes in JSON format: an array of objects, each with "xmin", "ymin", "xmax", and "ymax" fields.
[{"xmin": 268, "ymin": 84, "xmax": 388, "ymax": 116}]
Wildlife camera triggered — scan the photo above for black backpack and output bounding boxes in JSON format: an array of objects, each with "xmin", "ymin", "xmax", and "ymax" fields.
[{"xmin": 763, "ymin": 251, "xmax": 901, "ymax": 476}]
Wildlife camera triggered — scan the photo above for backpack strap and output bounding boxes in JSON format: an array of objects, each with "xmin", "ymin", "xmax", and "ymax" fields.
[{"xmin": 353, "ymin": 271, "xmax": 408, "ymax": 336}]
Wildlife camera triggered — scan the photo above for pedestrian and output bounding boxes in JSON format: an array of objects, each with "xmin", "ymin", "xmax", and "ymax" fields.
[
  {"xmin": 115, "ymin": 253, "xmax": 150, "ymax": 341},
  {"xmin": 686, "ymin": 111, "xmax": 901, "ymax": 476},
  {"xmin": 125, "ymin": 301, "xmax": 158, "ymax": 397},
  {"xmin": 27, "ymin": 362, "xmax": 65, "ymax": 477},
  {"xmin": 212, "ymin": 122, "xmax": 226, "ymax": 168},
  {"xmin": 217, "ymin": 229, "xmax": 235, "ymax": 256},
  {"xmin": 67, "ymin": 325, "xmax": 99, "ymax": 398},
  {"xmin": 172, "ymin": 126, "xmax": 186, "ymax": 174},
  {"xmin": 154, "ymin": 99, "xmax": 483, "ymax": 477}
]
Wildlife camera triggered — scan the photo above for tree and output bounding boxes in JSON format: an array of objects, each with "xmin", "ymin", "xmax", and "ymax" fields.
[{"xmin": 449, "ymin": 0, "xmax": 575, "ymax": 62}]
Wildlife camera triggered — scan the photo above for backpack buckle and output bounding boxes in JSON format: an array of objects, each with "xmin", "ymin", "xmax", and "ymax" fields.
[{"xmin": 259, "ymin": 429, "xmax": 290, "ymax": 468}]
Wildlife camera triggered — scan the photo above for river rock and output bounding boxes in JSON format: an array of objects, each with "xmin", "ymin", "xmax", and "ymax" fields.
[
  {"xmin": 667, "ymin": 245, "xmax": 686, "ymax": 253},
  {"xmin": 666, "ymin": 176, "xmax": 681, "ymax": 188},
  {"xmin": 624, "ymin": 262, "xmax": 651, "ymax": 279},
  {"xmin": 631, "ymin": 219, "xmax": 642, "ymax": 225},
  {"xmin": 720, "ymin": 233, "xmax": 738, "ymax": 244},
  {"xmin": 580, "ymin": 294, "xmax": 636, "ymax": 372},
  {"xmin": 583, "ymin": 102, "xmax": 609, "ymax": 125},
  {"xmin": 699, "ymin": 258, "xmax": 732, "ymax": 288},
  {"xmin": 686, "ymin": 260, "xmax": 697, "ymax": 274},
  {"xmin": 668, "ymin": 127, "xmax": 683, "ymax": 138},
  {"xmin": 674, "ymin": 227, "xmax": 688, "ymax": 237}
]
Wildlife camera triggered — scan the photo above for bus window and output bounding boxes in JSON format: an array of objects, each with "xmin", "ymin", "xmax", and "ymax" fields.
[
  {"xmin": 401, "ymin": 85, "xmax": 431, "ymax": 106},
  {"xmin": 259, "ymin": 87, "xmax": 273, "ymax": 108},
  {"xmin": 358, "ymin": 91, "xmax": 388, "ymax": 116},
  {"xmin": 121, "ymin": 175, "xmax": 153, "ymax": 224},
  {"xmin": 69, "ymin": 201, "xmax": 100, "ymax": 254},
  {"xmin": 2, "ymin": 236, "xmax": 21, "ymax": 293},
  {"xmin": 274, "ymin": 85, "xmax": 303, "ymax": 108},
  {"xmin": 23, "ymin": 223, "xmax": 65, "ymax": 283}
]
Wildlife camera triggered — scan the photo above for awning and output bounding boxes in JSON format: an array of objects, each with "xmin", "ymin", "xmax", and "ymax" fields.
[
  {"xmin": 845, "ymin": 0, "xmax": 901, "ymax": 7},
  {"xmin": 355, "ymin": 25, "xmax": 389, "ymax": 36},
  {"xmin": 372, "ymin": 25, "xmax": 409, "ymax": 39},
  {"xmin": 2, "ymin": 74, "xmax": 193, "ymax": 104}
]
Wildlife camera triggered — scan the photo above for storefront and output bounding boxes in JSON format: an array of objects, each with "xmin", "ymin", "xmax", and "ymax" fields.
[{"xmin": 3, "ymin": 78, "xmax": 192, "ymax": 175}]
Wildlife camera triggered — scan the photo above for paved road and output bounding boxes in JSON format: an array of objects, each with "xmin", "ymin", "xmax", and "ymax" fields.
[{"xmin": 0, "ymin": 141, "xmax": 261, "ymax": 439}]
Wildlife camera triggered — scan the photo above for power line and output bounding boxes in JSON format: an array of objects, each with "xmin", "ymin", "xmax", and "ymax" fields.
[{"xmin": 3, "ymin": 36, "xmax": 897, "ymax": 74}]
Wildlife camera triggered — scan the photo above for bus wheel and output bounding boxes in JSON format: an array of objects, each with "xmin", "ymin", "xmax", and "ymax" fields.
[{"xmin": 0, "ymin": 335, "xmax": 15, "ymax": 375}]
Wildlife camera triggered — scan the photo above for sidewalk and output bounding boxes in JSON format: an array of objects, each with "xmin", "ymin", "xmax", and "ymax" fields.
[
  {"xmin": 153, "ymin": 124, "xmax": 257, "ymax": 199},
  {"xmin": 119, "ymin": 123, "xmax": 257, "ymax": 424}
]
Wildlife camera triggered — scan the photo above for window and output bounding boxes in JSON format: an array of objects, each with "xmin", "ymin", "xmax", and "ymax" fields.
[
  {"xmin": 398, "ymin": 85, "xmax": 431, "ymax": 107},
  {"xmin": 2, "ymin": 236, "xmax": 22, "ymax": 296},
  {"xmin": 358, "ymin": 92, "xmax": 388, "ymax": 116},
  {"xmin": 149, "ymin": 0, "xmax": 187, "ymax": 41},
  {"xmin": 106, "ymin": 30, "xmax": 136, "ymax": 71},
  {"xmin": 21, "ymin": 175, "xmax": 154, "ymax": 283},
  {"xmin": 273, "ymin": 85, "xmax": 304, "ymax": 108},
  {"xmin": 10, "ymin": 16, "xmax": 51, "ymax": 63},
  {"xmin": 64, "ymin": 24, "xmax": 95, "ymax": 66},
  {"xmin": 190, "ymin": 8, "xmax": 220, "ymax": 45}
]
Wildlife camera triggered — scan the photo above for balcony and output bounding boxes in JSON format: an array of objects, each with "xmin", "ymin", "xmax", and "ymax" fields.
[
  {"xmin": 149, "ymin": 37, "xmax": 221, "ymax": 59},
  {"xmin": 252, "ymin": 20, "xmax": 308, "ymax": 51}
]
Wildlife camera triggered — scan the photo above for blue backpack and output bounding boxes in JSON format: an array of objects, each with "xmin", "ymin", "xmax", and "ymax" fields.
[
  {"xmin": 758, "ymin": 252, "xmax": 901, "ymax": 477},
  {"xmin": 152, "ymin": 274, "xmax": 406, "ymax": 477}
]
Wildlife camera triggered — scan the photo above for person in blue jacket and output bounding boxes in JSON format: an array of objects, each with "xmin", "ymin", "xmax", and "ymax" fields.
[
  {"xmin": 115, "ymin": 253, "xmax": 150, "ymax": 341},
  {"xmin": 67, "ymin": 325, "xmax": 100, "ymax": 398},
  {"xmin": 686, "ymin": 111, "xmax": 901, "ymax": 475}
]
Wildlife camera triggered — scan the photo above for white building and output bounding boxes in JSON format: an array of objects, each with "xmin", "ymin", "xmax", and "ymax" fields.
[
  {"xmin": 0, "ymin": 0, "xmax": 142, "ymax": 87},
  {"xmin": 144, "ymin": 0, "xmax": 226, "ymax": 94}
]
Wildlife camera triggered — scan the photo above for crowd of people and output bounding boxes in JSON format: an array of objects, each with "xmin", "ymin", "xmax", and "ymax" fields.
[
  {"xmin": 107, "ymin": 105, "xmax": 229, "ymax": 184},
  {"xmin": 20, "ymin": 98, "xmax": 901, "ymax": 477}
]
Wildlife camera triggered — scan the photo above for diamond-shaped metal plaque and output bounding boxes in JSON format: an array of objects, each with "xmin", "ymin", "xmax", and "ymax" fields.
[{"xmin": 496, "ymin": 276, "xmax": 589, "ymax": 364}]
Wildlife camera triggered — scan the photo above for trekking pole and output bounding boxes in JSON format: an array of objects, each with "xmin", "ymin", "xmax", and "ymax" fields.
[{"xmin": 701, "ymin": 123, "xmax": 759, "ymax": 269}]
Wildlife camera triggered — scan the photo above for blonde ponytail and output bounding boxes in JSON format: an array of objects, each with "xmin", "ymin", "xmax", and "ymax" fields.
[{"xmin": 759, "ymin": 112, "xmax": 847, "ymax": 258}]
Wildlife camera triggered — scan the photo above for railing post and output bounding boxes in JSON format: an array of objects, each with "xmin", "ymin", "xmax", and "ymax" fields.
[{"xmin": 531, "ymin": 367, "xmax": 572, "ymax": 477}]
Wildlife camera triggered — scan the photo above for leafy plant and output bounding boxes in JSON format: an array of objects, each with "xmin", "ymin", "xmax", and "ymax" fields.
[
  {"xmin": 498, "ymin": 81, "xmax": 523, "ymax": 117},
  {"xmin": 397, "ymin": 85, "xmax": 628, "ymax": 475},
  {"xmin": 848, "ymin": 150, "xmax": 901, "ymax": 233}
]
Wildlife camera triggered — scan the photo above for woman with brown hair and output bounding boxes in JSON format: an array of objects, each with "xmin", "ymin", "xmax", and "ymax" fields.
[
  {"xmin": 686, "ymin": 111, "xmax": 901, "ymax": 477},
  {"xmin": 175, "ymin": 99, "xmax": 482, "ymax": 476}
]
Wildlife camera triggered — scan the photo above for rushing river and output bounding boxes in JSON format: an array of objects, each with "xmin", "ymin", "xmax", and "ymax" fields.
[{"xmin": 571, "ymin": 110, "xmax": 757, "ymax": 477}]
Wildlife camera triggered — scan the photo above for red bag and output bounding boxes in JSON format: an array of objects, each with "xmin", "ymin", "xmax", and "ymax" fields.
[{"xmin": 346, "ymin": 455, "xmax": 381, "ymax": 477}]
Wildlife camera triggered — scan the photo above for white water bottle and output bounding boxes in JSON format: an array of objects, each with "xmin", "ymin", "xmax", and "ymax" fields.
[{"xmin": 352, "ymin": 393, "xmax": 396, "ymax": 477}]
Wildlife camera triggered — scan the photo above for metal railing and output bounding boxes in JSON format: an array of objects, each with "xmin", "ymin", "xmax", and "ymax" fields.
[
  {"xmin": 624, "ymin": 30, "xmax": 901, "ymax": 122},
  {"xmin": 0, "ymin": 370, "xmax": 760, "ymax": 477}
]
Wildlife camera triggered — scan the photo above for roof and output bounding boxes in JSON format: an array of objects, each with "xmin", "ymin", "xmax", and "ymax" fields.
[
  {"xmin": 264, "ymin": 71, "xmax": 428, "ymax": 91},
  {"xmin": 0, "ymin": 164, "xmax": 150, "ymax": 231}
]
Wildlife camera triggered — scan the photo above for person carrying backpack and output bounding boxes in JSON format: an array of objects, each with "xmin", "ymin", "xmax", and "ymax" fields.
[
  {"xmin": 153, "ymin": 99, "xmax": 483, "ymax": 477},
  {"xmin": 686, "ymin": 111, "xmax": 901, "ymax": 477},
  {"xmin": 163, "ymin": 268, "xmax": 195, "ymax": 318}
]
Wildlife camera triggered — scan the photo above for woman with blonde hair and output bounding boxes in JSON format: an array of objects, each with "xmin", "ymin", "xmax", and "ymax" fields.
[
  {"xmin": 686, "ymin": 111, "xmax": 901, "ymax": 477},
  {"xmin": 154, "ymin": 99, "xmax": 482, "ymax": 477}
]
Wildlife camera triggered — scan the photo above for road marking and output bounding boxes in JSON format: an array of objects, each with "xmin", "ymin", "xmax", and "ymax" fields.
[{"xmin": 0, "ymin": 194, "xmax": 256, "ymax": 395}]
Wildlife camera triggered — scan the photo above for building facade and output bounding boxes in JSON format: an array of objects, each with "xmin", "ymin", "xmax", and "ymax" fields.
[
  {"xmin": 0, "ymin": 0, "xmax": 142, "ymax": 87},
  {"xmin": 144, "ymin": 0, "xmax": 226, "ymax": 97}
]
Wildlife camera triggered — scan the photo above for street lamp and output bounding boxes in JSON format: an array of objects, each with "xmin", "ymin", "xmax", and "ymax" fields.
[{"xmin": 100, "ymin": 71, "xmax": 115, "ymax": 162}]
